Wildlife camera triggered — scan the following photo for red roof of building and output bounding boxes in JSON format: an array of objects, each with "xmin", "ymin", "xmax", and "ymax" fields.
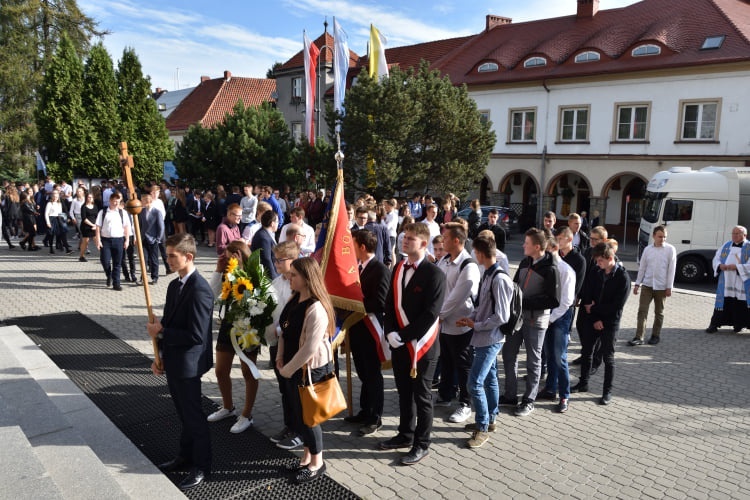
[
  {"xmin": 277, "ymin": 32, "xmax": 359, "ymax": 72},
  {"xmin": 358, "ymin": 35, "xmax": 475, "ymax": 72},
  {"xmin": 432, "ymin": 0, "xmax": 750, "ymax": 86},
  {"xmin": 166, "ymin": 72, "xmax": 277, "ymax": 132}
]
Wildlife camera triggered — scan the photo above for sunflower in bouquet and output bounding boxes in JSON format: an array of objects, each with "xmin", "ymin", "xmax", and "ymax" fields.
[{"xmin": 217, "ymin": 249, "xmax": 277, "ymax": 350}]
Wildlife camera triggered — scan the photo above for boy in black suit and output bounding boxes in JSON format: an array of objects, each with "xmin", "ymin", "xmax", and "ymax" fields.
[
  {"xmin": 379, "ymin": 223, "xmax": 446, "ymax": 465},
  {"xmin": 147, "ymin": 233, "xmax": 214, "ymax": 490},
  {"xmin": 346, "ymin": 229, "xmax": 391, "ymax": 436}
]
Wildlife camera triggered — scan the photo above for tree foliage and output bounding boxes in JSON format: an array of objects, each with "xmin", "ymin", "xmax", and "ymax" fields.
[
  {"xmin": 174, "ymin": 101, "xmax": 299, "ymax": 189},
  {"xmin": 116, "ymin": 47, "xmax": 173, "ymax": 184},
  {"xmin": 0, "ymin": 0, "xmax": 101, "ymax": 180},
  {"xmin": 34, "ymin": 33, "xmax": 89, "ymax": 181},
  {"xmin": 337, "ymin": 61, "xmax": 496, "ymax": 199},
  {"xmin": 81, "ymin": 42, "xmax": 119, "ymax": 178}
]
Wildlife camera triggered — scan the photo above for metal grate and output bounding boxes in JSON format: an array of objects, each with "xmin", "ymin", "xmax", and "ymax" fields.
[{"xmin": 8, "ymin": 312, "xmax": 359, "ymax": 500}]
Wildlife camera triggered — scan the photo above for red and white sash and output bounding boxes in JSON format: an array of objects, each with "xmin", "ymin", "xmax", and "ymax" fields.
[
  {"xmin": 363, "ymin": 313, "xmax": 390, "ymax": 363},
  {"xmin": 392, "ymin": 261, "xmax": 440, "ymax": 378}
]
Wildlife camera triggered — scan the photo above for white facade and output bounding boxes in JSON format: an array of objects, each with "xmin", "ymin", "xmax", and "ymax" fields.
[{"xmin": 470, "ymin": 66, "xmax": 750, "ymax": 226}]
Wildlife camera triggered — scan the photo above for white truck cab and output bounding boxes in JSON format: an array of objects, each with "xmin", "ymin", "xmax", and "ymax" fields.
[{"xmin": 639, "ymin": 166, "xmax": 750, "ymax": 283}]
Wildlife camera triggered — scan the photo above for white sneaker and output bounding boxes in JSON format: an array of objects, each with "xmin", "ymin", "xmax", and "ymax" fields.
[
  {"xmin": 207, "ymin": 407, "xmax": 237, "ymax": 422},
  {"xmin": 276, "ymin": 434, "xmax": 304, "ymax": 450},
  {"xmin": 230, "ymin": 415, "xmax": 254, "ymax": 433},
  {"xmin": 448, "ymin": 404, "xmax": 472, "ymax": 423}
]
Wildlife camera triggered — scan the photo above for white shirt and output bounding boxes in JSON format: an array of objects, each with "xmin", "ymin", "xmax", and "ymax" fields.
[
  {"xmin": 242, "ymin": 221, "xmax": 261, "ymax": 243},
  {"xmin": 421, "ymin": 218, "xmax": 441, "ymax": 257},
  {"xmin": 279, "ymin": 220, "xmax": 316, "ymax": 256},
  {"xmin": 59, "ymin": 183, "xmax": 72, "ymax": 199},
  {"xmin": 96, "ymin": 206, "xmax": 131, "ymax": 238},
  {"xmin": 437, "ymin": 249, "xmax": 480, "ymax": 334},
  {"xmin": 472, "ymin": 248, "xmax": 510, "ymax": 275},
  {"xmin": 69, "ymin": 197, "xmax": 85, "ymax": 218},
  {"xmin": 240, "ymin": 195, "xmax": 257, "ymax": 224},
  {"xmin": 44, "ymin": 200, "xmax": 63, "ymax": 226},
  {"xmin": 636, "ymin": 243, "xmax": 677, "ymax": 290},
  {"xmin": 549, "ymin": 255, "xmax": 576, "ymax": 324},
  {"xmin": 265, "ymin": 274, "xmax": 292, "ymax": 346},
  {"xmin": 384, "ymin": 210, "xmax": 398, "ymax": 238}
]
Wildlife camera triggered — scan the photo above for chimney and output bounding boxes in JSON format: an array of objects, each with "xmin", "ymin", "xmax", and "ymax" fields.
[
  {"xmin": 200, "ymin": 75, "xmax": 210, "ymax": 82},
  {"xmin": 224, "ymin": 70, "xmax": 232, "ymax": 82},
  {"xmin": 577, "ymin": 0, "xmax": 600, "ymax": 18},
  {"xmin": 486, "ymin": 14, "xmax": 512, "ymax": 32}
]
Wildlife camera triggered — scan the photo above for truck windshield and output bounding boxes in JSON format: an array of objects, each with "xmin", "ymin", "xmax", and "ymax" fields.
[{"xmin": 642, "ymin": 191, "xmax": 665, "ymax": 223}]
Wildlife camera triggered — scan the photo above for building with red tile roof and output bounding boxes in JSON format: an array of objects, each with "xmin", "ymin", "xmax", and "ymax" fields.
[{"xmin": 165, "ymin": 71, "xmax": 276, "ymax": 145}]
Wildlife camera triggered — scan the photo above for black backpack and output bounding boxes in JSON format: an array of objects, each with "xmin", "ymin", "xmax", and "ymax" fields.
[{"xmin": 490, "ymin": 268, "xmax": 523, "ymax": 336}]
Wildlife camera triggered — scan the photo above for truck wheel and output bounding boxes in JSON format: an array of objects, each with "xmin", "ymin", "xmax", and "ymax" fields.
[{"xmin": 677, "ymin": 256, "xmax": 706, "ymax": 283}]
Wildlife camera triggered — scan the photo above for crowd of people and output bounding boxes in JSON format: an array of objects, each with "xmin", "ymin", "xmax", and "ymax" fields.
[{"xmin": 7, "ymin": 174, "xmax": 749, "ymax": 490}]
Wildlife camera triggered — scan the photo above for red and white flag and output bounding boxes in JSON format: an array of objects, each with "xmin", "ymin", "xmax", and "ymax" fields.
[{"xmin": 303, "ymin": 31, "xmax": 320, "ymax": 146}]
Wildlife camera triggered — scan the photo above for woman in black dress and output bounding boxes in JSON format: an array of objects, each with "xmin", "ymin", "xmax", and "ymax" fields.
[
  {"xmin": 172, "ymin": 188, "xmax": 188, "ymax": 234},
  {"xmin": 79, "ymin": 193, "xmax": 98, "ymax": 262},
  {"xmin": 19, "ymin": 192, "xmax": 40, "ymax": 251},
  {"xmin": 276, "ymin": 257, "xmax": 336, "ymax": 484}
]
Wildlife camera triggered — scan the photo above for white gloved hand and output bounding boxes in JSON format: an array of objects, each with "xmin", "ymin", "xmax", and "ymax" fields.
[{"xmin": 387, "ymin": 331, "xmax": 404, "ymax": 349}]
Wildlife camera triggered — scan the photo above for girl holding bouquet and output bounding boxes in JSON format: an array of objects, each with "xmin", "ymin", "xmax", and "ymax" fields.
[{"xmin": 207, "ymin": 240, "xmax": 260, "ymax": 434}]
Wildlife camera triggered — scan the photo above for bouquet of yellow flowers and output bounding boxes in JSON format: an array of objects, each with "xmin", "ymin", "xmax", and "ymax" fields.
[{"xmin": 217, "ymin": 250, "xmax": 277, "ymax": 351}]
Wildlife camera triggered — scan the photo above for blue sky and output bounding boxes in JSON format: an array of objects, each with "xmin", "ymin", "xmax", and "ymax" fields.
[{"xmin": 78, "ymin": 0, "xmax": 639, "ymax": 91}]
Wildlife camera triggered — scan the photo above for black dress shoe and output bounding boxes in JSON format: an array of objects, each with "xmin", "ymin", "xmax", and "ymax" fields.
[
  {"xmin": 379, "ymin": 434, "xmax": 412, "ymax": 450},
  {"xmin": 285, "ymin": 461, "xmax": 309, "ymax": 472},
  {"xmin": 294, "ymin": 463, "xmax": 326, "ymax": 484},
  {"xmin": 647, "ymin": 336, "xmax": 660, "ymax": 345},
  {"xmin": 401, "ymin": 447, "xmax": 429, "ymax": 465},
  {"xmin": 536, "ymin": 390, "xmax": 557, "ymax": 401},
  {"xmin": 178, "ymin": 468, "xmax": 207, "ymax": 490},
  {"xmin": 571, "ymin": 356, "xmax": 582, "ymax": 366},
  {"xmin": 106, "ymin": 277, "xmax": 111, "ymax": 287},
  {"xmin": 705, "ymin": 326, "xmax": 718, "ymax": 333},
  {"xmin": 158, "ymin": 456, "xmax": 191, "ymax": 472},
  {"xmin": 359, "ymin": 420, "xmax": 383, "ymax": 436},
  {"xmin": 600, "ymin": 392, "xmax": 613, "ymax": 405},
  {"xmin": 570, "ymin": 382, "xmax": 589, "ymax": 393}
]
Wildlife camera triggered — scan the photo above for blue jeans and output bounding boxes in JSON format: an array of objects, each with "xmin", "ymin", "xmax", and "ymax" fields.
[
  {"xmin": 468, "ymin": 342, "xmax": 503, "ymax": 431},
  {"xmin": 544, "ymin": 307, "xmax": 574, "ymax": 399},
  {"xmin": 100, "ymin": 237, "xmax": 124, "ymax": 286}
]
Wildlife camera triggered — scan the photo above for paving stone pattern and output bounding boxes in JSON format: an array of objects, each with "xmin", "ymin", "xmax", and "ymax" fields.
[{"xmin": 1, "ymin": 244, "xmax": 749, "ymax": 499}]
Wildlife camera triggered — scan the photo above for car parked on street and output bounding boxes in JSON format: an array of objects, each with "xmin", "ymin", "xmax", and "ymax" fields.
[{"xmin": 456, "ymin": 205, "xmax": 519, "ymax": 237}]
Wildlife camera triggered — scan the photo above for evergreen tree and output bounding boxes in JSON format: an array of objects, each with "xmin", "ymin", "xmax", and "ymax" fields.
[
  {"xmin": 81, "ymin": 42, "xmax": 119, "ymax": 178},
  {"xmin": 116, "ymin": 47, "xmax": 172, "ymax": 184},
  {"xmin": 0, "ymin": 0, "xmax": 39, "ymax": 179},
  {"xmin": 34, "ymin": 33, "xmax": 90, "ymax": 181},
  {"xmin": 174, "ymin": 101, "xmax": 298, "ymax": 188},
  {"xmin": 339, "ymin": 62, "xmax": 496, "ymax": 199}
]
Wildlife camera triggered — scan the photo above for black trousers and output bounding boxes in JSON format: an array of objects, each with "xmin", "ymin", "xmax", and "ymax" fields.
[
  {"xmin": 350, "ymin": 327, "xmax": 384, "ymax": 423},
  {"xmin": 166, "ymin": 374, "xmax": 212, "ymax": 471},
  {"xmin": 270, "ymin": 345, "xmax": 292, "ymax": 429},
  {"xmin": 392, "ymin": 341, "xmax": 438, "ymax": 450},
  {"xmin": 282, "ymin": 363, "xmax": 333, "ymax": 455},
  {"xmin": 578, "ymin": 319, "xmax": 617, "ymax": 394},
  {"xmin": 437, "ymin": 331, "xmax": 474, "ymax": 406}
]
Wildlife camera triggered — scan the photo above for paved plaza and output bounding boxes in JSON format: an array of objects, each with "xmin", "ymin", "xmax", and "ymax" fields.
[{"xmin": 1, "ymin": 242, "xmax": 749, "ymax": 499}]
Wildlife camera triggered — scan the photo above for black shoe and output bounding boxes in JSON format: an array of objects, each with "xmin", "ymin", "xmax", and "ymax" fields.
[
  {"xmin": 8, "ymin": 244, "xmax": 16, "ymax": 249},
  {"xmin": 158, "ymin": 456, "xmax": 191, "ymax": 472},
  {"xmin": 149, "ymin": 279, "xmax": 158, "ymax": 285},
  {"xmin": 106, "ymin": 277, "xmax": 112, "ymax": 287},
  {"xmin": 79, "ymin": 256, "xmax": 87, "ymax": 262},
  {"xmin": 706, "ymin": 326, "xmax": 718, "ymax": 333},
  {"xmin": 113, "ymin": 284, "xmax": 122, "ymax": 291},
  {"xmin": 178, "ymin": 468, "xmax": 207, "ymax": 490},
  {"xmin": 359, "ymin": 420, "xmax": 383, "ymax": 436},
  {"xmin": 30, "ymin": 246, "xmax": 40, "ymax": 251},
  {"xmin": 536, "ymin": 390, "xmax": 557, "ymax": 401},
  {"xmin": 734, "ymin": 327, "xmax": 743, "ymax": 333},
  {"xmin": 130, "ymin": 274, "xmax": 138, "ymax": 283},
  {"xmin": 379, "ymin": 434, "xmax": 412, "ymax": 450},
  {"xmin": 294, "ymin": 463, "xmax": 326, "ymax": 484},
  {"xmin": 589, "ymin": 365, "xmax": 599, "ymax": 376},
  {"xmin": 285, "ymin": 461, "xmax": 309, "ymax": 472},
  {"xmin": 20, "ymin": 242, "xmax": 26, "ymax": 250},
  {"xmin": 344, "ymin": 412, "xmax": 367, "ymax": 424},
  {"xmin": 628, "ymin": 338, "xmax": 644, "ymax": 346},
  {"xmin": 570, "ymin": 382, "xmax": 589, "ymax": 393},
  {"xmin": 65, "ymin": 247, "xmax": 73, "ymax": 255},
  {"xmin": 647, "ymin": 336, "xmax": 660, "ymax": 345},
  {"xmin": 600, "ymin": 392, "xmax": 613, "ymax": 405},
  {"xmin": 571, "ymin": 356, "xmax": 582, "ymax": 366},
  {"xmin": 498, "ymin": 395, "xmax": 518, "ymax": 406},
  {"xmin": 400, "ymin": 447, "xmax": 429, "ymax": 466},
  {"xmin": 49, "ymin": 248, "xmax": 55, "ymax": 254}
]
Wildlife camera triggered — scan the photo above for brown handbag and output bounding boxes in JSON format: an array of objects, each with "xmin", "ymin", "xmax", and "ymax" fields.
[{"xmin": 298, "ymin": 344, "xmax": 347, "ymax": 427}]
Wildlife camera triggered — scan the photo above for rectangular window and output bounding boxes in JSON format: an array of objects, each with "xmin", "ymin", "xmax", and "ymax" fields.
[
  {"xmin": 680, "ymin": 101, "xmax": 719, "ymax": 140},
  {"xmin": 478, "ymin": 110, "xmax": 490, "ymax": 126},
  {"xmin": 559, "ymin": 106, "xmax": 589, "ymax": 141},
  {"xmin": 291, "ymin": 122, "xmax": 303, "ymax": 142},
  {"xmin": 510, "ymin": 108, "xmax": 535, "ymax": 142},
  {"xmin": 615, "ymin": 103, "xmax": 649, "ymax": 141},
  {"xmin": 291, "ymin": 77, "xmax": 302, "ymax": 99},
  {"xmin": 664, "ymin": 199, "xmax": 693, "ymax": 221}
]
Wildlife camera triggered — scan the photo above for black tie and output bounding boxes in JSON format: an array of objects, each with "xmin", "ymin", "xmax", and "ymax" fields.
[{"xmin": 358, "ymin": 263, "xmax": 363, "ymax": 274}]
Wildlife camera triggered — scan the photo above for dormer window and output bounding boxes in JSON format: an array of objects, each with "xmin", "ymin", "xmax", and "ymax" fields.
[
  {"xmin": 574, "ymin": 51, "xmax": 600, "ymax": 63},
  {"xmin": 524, "ymin": 57, "xmax": 547, "ymax": 68},
  {"xmin": 478, "ymin": 62, "xmax": 499, "ymax": 73},
  {"xmin": 632, "ymin": 44, "xmax": 661, "ymax": 57},
  {"xmin": 701, "ymin": 35, "xmax": 725, "ymax": 50}
]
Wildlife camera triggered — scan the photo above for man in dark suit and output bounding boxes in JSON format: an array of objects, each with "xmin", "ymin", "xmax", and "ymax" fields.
[
  {"xmin": 146, "ymin": 233, "xmax": 214, "ymax": 490},
  {"xmin": 251, "ymin": 209, "xmax": 279, "ymax": 279},
  {"xmin": 346, "ymin": 229, "xmax": 391, "ymax": 436},
  {"xmin": 379, "ymin": 223, "xmax": 446, "ymax": 465},
  {"xmin": 568, "ymin": 213, "xmax": 590, "ymax": 251}
]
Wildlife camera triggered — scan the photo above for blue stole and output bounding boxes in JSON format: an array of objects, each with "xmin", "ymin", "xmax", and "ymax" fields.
[{"xmin": 715, "ymin": 240, "xmax": 750, "ymax": 309}]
